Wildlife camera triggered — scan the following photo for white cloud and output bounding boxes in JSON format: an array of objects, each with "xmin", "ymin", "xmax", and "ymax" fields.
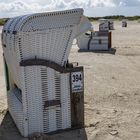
[
  {"xmin": 0, "ymin": 0, "xmax": 140, "ymax": 17},
  {"xmin": 0, "ymin": 1, "xmax": 41, "ymax": 12},
  {"xmin": 118, "ymin": 0, "xmax": 140, "ymax": 6},
  {"xmin": 0, "ymin": 0, "xmax": 118, "ymax": 13}
]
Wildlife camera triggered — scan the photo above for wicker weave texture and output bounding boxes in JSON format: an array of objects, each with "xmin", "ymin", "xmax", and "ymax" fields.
[{"xmin": 2, "ymin": 9, "xmax": 83, "ymax": 137}]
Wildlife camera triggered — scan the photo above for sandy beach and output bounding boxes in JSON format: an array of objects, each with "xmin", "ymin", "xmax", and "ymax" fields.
[{"xmin": 0, "ymin": 21, "xmax": 140, "ymax": 140}]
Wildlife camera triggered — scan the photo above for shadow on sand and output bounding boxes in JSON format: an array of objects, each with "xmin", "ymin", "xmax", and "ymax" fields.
[
  {"xmin": 0, "ymin": 111, "xmax": 26, "ymax": 140},
  {"xmin": 0, "ymin": 111, "xmax": 88, "ymax": 140},
  {"xmin": 78, "ymin": 48, "xmax": 116, "ymax": 55}
]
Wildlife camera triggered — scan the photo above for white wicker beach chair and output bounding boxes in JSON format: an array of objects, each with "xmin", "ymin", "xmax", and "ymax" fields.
[
  {"xmin": 99, "ymin": 19, "xmax": 109, "ymax": 31},
  {"xmin": 2, "ymin": 9, "xmax": 87, "ymax": 137}
]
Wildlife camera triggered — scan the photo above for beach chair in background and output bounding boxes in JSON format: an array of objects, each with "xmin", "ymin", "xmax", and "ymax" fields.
[
  {"xmin": 77, "ymin": 31, "xmax": 112, "ymax": 51},
  {"xmin": 122, "ymin": 19, "xmax": 128, "ymax": 27}
]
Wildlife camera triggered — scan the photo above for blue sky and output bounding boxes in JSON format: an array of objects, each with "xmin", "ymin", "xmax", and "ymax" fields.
[{"xmin": 0, "ymin": 0, "xmax": 140, "ymax": 18}]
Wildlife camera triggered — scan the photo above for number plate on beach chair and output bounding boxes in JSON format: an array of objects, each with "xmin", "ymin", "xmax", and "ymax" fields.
[{"xmin": 71, "ymin": 70, "xmax": 84, "ymax": 93}]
